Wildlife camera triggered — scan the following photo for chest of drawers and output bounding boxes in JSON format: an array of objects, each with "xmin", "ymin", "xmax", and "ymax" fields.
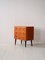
[{"xmin": 14, "ymin": 26, "xmax": 34, "ymax": 47}]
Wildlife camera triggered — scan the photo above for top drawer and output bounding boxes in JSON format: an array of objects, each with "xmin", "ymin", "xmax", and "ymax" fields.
[
  {"xmin": 15, "ymin": 27, "xmax": 26, "ymax": 32},
  {"xmin": 15, "ymin": 27, "xmax": 20, "ymax": 32},
  {"xmin": 20, "ymin": 27, "xmax": 26, "ymax": 32}
]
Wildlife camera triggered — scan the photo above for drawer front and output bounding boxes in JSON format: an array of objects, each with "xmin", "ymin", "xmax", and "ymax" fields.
[
  {"xmin": 15, "ymin": 27, "xmax": 26, "ymax": 32},
  {"xmin": 20, "ymin": 33, "xmax": 26, "ymax": 37},
  {"xmin": 20, "ymin": 36, "xmax": 26, "ymax": 40},
  {"xmin": 15, "ymin": 27, "xmax": 18, "ymax": 32},
  {"xmin": 20, "ymin": 27, "xmax": 26, "ymax": 31}
]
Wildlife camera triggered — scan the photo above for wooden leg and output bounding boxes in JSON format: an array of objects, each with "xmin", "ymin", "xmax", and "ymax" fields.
[
  {"xmin": 21, "ymin": 40, "xmax": 22, "ymax": 44},
  {"xmin": 15, "ymin": 39, "xmax": 16, "ymax": 45},
  {"xmin": 31, "ymin": 40, "xmax": 33, "ymax": 46},
  {"xmin": 25, "ymin": 41, "xmax": 26, "ymax": 47}
]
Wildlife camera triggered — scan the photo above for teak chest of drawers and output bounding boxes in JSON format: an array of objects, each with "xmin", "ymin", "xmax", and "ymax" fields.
[{"xmin": 14, "ymin": 26, "xmax": 34, "ymax": 47}]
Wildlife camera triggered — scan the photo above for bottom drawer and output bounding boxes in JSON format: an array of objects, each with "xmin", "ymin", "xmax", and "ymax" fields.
[{"xmin": 20, "ymin": 36, "xmax": 26, "ymax": 40}]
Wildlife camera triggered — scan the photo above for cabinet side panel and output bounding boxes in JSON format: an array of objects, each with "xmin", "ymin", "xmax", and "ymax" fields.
[{"xmin": 26, "ymin": 27, "xmax": 34, "ymax": 40}]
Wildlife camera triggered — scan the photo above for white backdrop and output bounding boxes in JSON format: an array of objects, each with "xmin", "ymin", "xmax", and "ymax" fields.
[{"xmin": 0, "ymin": 0, "xmax": 45, "ymax": 45}]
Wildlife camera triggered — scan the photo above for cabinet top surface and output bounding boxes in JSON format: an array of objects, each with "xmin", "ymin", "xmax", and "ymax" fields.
[{"xmin": 14, "ymin": 26, "xmax": 34, "ymax": 27}]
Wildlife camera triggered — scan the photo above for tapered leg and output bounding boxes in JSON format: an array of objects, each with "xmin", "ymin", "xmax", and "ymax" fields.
[
  {"xmin": 21, "ymin": 40, "xmax": 22, "ymax": 44},
  {"xmin": 25, "ymin": 41, "xmax": 26, "ymax": 47},
  {"xmin": 31, "ymin": 40, "xmax": 33, "ymax": 46},
  {"xmin": 15, "ymin": 39, "xmax": 16, "ymax": 45}
]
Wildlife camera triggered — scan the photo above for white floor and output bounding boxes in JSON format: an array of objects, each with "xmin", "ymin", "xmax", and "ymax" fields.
[{"xmin": 0, "ymin": 42, "xmax": 45, "ymax": 60}]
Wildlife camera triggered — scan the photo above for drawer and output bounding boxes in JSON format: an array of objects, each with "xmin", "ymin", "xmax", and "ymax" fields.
[
  {"xmin": 20, "ymin": 36, "xmax": 26, "ymax": 40},
  {"xmin": 15, "ymin": 27, "xmax": 20, "ymax": 31},
  {"xmin": 21, "ymin": 28, "xmax": 26, "ymax": 31},
  {"xmin": 15, "ymin": 27, "xmax": 26, "ymax": 32},
  {"xmin": 20, "ymin": 33, "xmax": 26, "ymax": 39},
  {"xmin": 20, "ymin": 33, "xmax": 26, "ymax": 36}
]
